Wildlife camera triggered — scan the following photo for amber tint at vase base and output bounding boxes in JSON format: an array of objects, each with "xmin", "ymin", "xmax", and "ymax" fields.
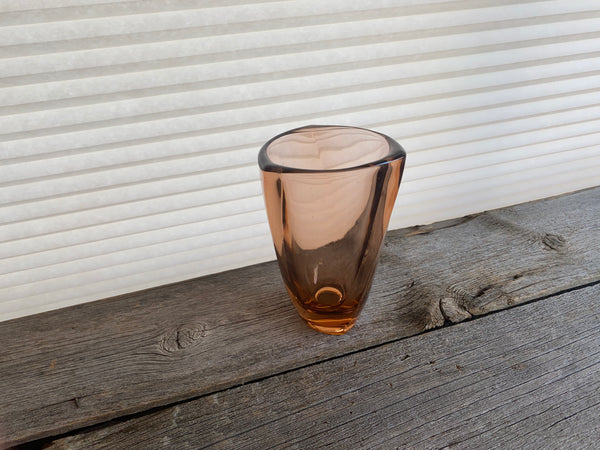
[
  {"xmin": 294, "ymin": 286, "xmax": 359, "ymax": 335},
  {"xmin": 259, "ymin": 126, "xmax": 406, "ymax": 335}
]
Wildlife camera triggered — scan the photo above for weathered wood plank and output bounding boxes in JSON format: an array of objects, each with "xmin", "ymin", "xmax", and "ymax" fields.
[
  {"xmin": 0, "ymin": 187, "xmax": 598, "ymax": 446},
  {"xmin": 48, "ymin": 282, "xmax": 600, "ymax": 449}
]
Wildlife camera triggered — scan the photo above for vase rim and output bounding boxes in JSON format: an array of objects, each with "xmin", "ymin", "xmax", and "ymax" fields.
[{"xmin": 258, "ymin": 125, "xmax": 406, "ymax": 174}]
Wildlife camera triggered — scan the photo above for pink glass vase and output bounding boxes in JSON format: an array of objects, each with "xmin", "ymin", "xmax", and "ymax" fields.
[{"xmin": 259, "ymin": 125, "xmax": 406, "ymax": 335}]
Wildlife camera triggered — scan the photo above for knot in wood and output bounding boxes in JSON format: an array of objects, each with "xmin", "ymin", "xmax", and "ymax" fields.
[
  {"xmin": 541, "ymin": 233, "xmax": 566, "ymax": 251},
  {"xmin": 160, "ymin": 323, "xmax": 207, "ymax": 354},
  {"xmin": 440, "ymin": 297, "xmax": 472, "ymax": 323}
]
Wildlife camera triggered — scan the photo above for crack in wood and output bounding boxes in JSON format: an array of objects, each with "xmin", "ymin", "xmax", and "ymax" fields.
[
  {"xmin": 402, "ymin": 214, "xmax": 481, "ymax": 237},
  {"xmin": 547, "ymin": 399, "xmax": 600, "ymax": 429},
  {"xmin": 474, "ymin": 284, "xmax": 494, "ymax": 299},
  {"xmin": 440, "ymin": 297, "xmax": 472, "ymax": 323},
  {"xmin": 424, "ymin": 300, "xmax": 445, "ymax": 330}
]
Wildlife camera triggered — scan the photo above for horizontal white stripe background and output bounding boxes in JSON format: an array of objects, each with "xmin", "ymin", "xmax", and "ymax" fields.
[{"xmin": 1, "ymin": 0, "xmax": 599, "ymax": 321}]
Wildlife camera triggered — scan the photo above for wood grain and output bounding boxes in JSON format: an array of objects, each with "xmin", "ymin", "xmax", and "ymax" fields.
[
  {"xmin": 1, "ymin": 187, "xmax": 598, "ymax": 446},
  {"xmin": 48, "ymin": 282, "xmax": 600, "ymax": 449}
]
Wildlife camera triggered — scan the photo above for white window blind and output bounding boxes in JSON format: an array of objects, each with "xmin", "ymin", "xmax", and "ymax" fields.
[{"xmin": 1, "ymin": 0, "xmax": 599, "ymax": 321}]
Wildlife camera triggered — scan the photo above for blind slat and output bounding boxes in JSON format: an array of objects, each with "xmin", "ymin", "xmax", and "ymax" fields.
[
  {"xmin": 3, "ymin": 55, "xmax": 600, "ymax": 136},
  {"xmin": 4, "ymin": 6, "xmax": 599, "ymax": 78},
  {"xmin": 4, "ymin": 0, "xmax": 596, "ymax": 45},
  {"xmin": 3, "ymin": 47, "xmax": 599, "ymax": 158},
  {"xmin": 1, "ymin": 116, "xmax": 598, "ymax": 237},
  {"xmin": 1, "ymin": 102, "xmax": 598, "ymax": 215}
]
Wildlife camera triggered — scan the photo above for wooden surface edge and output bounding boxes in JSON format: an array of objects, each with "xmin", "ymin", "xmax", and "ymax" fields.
[{"xmin": 1, "ymin": 187, "xmax": 599, "ymax": 447}]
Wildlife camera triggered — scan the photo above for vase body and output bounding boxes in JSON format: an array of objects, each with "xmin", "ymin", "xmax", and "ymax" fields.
[{"xmin": 259, "ymin": 125, "xmax": 406, "ymax": 335}]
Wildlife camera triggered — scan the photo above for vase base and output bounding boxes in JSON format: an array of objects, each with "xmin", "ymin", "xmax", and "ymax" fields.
[{"xmin": 305, "ymin": 318, "xmax": 357, "ymax": 335}]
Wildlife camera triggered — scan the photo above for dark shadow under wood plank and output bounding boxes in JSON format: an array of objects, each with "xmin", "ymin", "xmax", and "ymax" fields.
[
  {"xmin": 48, "ymin": 282, "xmax": 600, "ymax": 449},
  {"xmin": 1, "ymin": 187, "xmax": 599, "ymax": 446}
]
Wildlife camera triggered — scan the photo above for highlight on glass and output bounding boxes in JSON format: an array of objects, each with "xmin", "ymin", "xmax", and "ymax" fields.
[{"xmin": 259, "ymin": 125, "xmax": 406, "ymax": 335}]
